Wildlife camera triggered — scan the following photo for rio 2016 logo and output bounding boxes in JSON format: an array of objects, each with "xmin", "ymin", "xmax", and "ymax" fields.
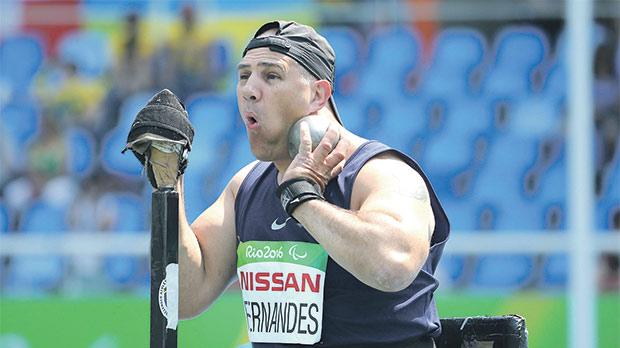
[{"xmin": 288, "ymin": 244, "xmax": 308, "ymax": 261}]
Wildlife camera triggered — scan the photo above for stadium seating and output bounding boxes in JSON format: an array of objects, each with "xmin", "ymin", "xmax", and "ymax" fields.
[
  {"xmin": 421, "ymin": 96, "xmax": 492, "ymax": 181},
  {"xmin": 100, "ymin": 91, "xmax": 153, "ymax": 178},
  {"xmin": 0, "ymin": 202, "xmax": 12, "ymax": 288},
  {"xmin": 482, "ymin": 26, "xmax": 549, "ymax": 99},
  {"xmin": 0, "ymin": 201, "xmax": 9, "ymax": 233},
  {"xmin": 362, "ymin": 94, "xmax": 427, "ymax": 153},
  {"xmin": 321, "ymin": 26, "xmax": 364, "ymax": 95},
  {"xmin": 0, "ymin": 100, "xmax": 41, "ymax": 151},
  {"xmin": 58, "ymin": 30, "xmax": 111, "ymax": 78},
  {"xmin": 420, "ymin": 27, "xmax": 487, "ymax": 98},
  {"xmin": 4, "ymin": 20, "xmax": 618, "ymax": 293},
  {"xmin": 185, "ymin": 93, "xmax": 237, "ymax": 150},
  {"xmin": 98, "ymin": 192, "xmax": 148, "ymax": 289},
  {"xmin": 5, "ymin": 199, "xmax": 69, "ymax": 294},
  {"xmin": 64, "ymin": 126, "xmax": 96, "ymax": 178},
  {"xmin": 359, "ymin": 26, "xmax": 420, "ymax": 99},
  {"xmin": 597, "ymin": 141, "xmax": 620, "ymax": 230},
  {"xmin": 0, "ymin": 34, "xmax": 44, "ymax": 97},
  {"xmin": 332, "ymin": 93, "xmax": 368, "ymax": 135}
]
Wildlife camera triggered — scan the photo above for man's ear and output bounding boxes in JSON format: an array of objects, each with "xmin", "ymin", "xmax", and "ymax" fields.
[{"xmin": 308, "ymin": 80, "xmax": 332, "ymax": 113}]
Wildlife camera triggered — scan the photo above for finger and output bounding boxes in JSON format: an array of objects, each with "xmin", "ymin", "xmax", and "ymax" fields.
[
  {"xmin": 176, "ymin": 175, "xmax": 184, "ymax": 191},
  {"xmin": 324, "ymin": 134, "xmax": 346, "ymax": 167},
  {"xmin": 313, "ymin": 124, "xmax": 339, "ymax": 161},
  {"xmin": 298, "ymin": 121, "xmax": 313, "ymax": 155},
  {"xmin": 324, "ymin": 150, "xmax": 345, "ymax": 169},
  {"xmin": 329, "ymin": 161, "xmax": 345, "ymax": 178}
]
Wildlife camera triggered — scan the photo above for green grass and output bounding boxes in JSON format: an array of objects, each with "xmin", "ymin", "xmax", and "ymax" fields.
[{"xmin": 1, "ymin": 292, "xmax": 618, "ymax": 347}]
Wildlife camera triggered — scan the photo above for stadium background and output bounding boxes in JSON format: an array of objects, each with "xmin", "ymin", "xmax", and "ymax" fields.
[{"xmin": 0, "ymin": 0, "xmax": 618, "ymax": 347}]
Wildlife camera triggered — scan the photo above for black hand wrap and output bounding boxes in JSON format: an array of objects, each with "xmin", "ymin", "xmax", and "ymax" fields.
[
  {"xmin": 276, "ymin": 178, "xmax": 325, "ymax": 216},
  {"xmin": 122, "ymin": 89, "xmax": 194, "ymax": 188}
]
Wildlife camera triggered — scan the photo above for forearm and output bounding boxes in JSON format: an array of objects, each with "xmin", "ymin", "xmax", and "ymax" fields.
[
  {"xmin": 292, "ymin": 199, "xmax": 427, "ymax": 292},
  {"xmin": 177, "ymin": 184, "xmax": 208, "ymax": 318}
]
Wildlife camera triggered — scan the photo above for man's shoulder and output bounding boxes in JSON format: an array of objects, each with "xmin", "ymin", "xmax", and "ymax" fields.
[
  {"xmin": 229, "ymin": 160, "xmax": 261, "ymax": 198},
  {"xmin": 349, "ymin": 149, "xmax": 425, "ymax": 208}
]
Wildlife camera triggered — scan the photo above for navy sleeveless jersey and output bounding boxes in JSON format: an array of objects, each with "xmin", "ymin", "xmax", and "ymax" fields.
[{"xmin": 235, "ymin": 141, "xmax": 450, "ymax": 347}]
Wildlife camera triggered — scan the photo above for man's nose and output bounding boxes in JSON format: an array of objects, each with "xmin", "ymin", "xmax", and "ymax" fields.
[{"xmin": 241, "ymin": 76, "xmax": 260, "ymax": 102}]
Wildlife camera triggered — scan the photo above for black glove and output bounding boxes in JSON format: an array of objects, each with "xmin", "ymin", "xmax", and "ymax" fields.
[{"xmin": 122, "ymin": 89, "xmax": 194, "ymax": 188}]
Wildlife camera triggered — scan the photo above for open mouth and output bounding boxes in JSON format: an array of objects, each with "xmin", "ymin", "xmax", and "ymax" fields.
[{"xmin": 245, "ymin": 113, "xmax": 259, "ymax": 129}]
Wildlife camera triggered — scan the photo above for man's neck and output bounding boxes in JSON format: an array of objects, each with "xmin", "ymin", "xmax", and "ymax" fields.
[{"xmin": 273, "ymin": 129, "xmax": 366, "ymax": 184}]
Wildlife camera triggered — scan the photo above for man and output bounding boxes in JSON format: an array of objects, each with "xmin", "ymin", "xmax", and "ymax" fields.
[{"xmin": 178, "ymin": 20, "xmax": 449, "ymax": 347}]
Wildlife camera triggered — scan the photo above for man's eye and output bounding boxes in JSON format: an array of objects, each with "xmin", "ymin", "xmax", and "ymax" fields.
[
  {"xmin": 239, "ymin": 73, "xmax": 249, "ymax": 80},
  {"xmin": 266, "ymin": 73, "xmax": 280, "ymax": 80}
]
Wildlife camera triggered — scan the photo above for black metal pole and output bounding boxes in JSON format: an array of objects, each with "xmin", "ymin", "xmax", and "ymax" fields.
[{"xmin": 151, "ymin": 189, "xmax": 179, "ymax": 348}]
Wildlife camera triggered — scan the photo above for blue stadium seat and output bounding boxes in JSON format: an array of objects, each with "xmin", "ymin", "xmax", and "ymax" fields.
[
  {"xmin": 224, "ymin": 135, "xmax": 255, "ymax": 179},
  {"xmin": 539, "ymin": 24, "xmax": 606, "ymax": 104},
  {"xmin": 0, "ymin": 201, "xmax": 10, "ymax": 232},
  {"xmin": 510, "ymin": 96, "xmax": 563, "ymax": 138},
  {"xmin": 100, "ymin": 128, "xmax": 144, "ymax": 178},
  {"xmin": 597, "ymin": 141, "xmax": 620, "ymax": 230},
  {"xmin": 333, "ymin": 93, "xmax": 368, "ymax": 135},
  {"xmin": 540, "ymin": 163, "xmax": 569, "ymax": 289},
  {"xmin": 118, "ymin": 91, "xmax": 155, "ymax": 128},
  {"xmin": 359, "ymin": 26, "xmax": 420, "ymax": 98},
  {"xmin": 439, "ymin": 200, "xmax": 489, "ymax": 288},
  {"xmin": 366, "ymin": 26, "xmax": 419, "ymax": 71},
  {"xmin": 541, "ymin": 254, "xmax": 568, "ymax": 288},
  {"xmin": 482, "ymin": 26, "xmax": 548, "ymax": 99},
  {"xmin": 58, "ymin": 30, "xmax": 111, "ymax": 78},
  {"xmin": 0, "ymin": 34, "xmax": 44, "ymax": 95},
  {"xmin": 541, "ymin": 63, "xmax": 566, "ymax": 104},
  {"xmin": 421, "ymin": 27, "xmax": 486, "ymax": 98},
  {"xmin": 98, "ymin": 192, "xmax": 148, "ymax": 288},
  {"xmin": 7, "ymin": 199, "xmax": 69, "ymax": 293},
  {"xmin": 473, "ymin": 254, "xmax": 534, "ymax": 289},
  {"xmin": 0, "ymin": 101, "xmax": 41, "ymax": 150},
  {"xmin": 185, "ymin": 93, "xmax": 237, "ymax": 171},
  {"xmin": 422, "ymin": 97, "xmax": 491, "ymax": 177},
  {"xmin": 183, "ymin": 167, "xmax": 210, "ymax": 222},
  {"xmin": 537, "ymin": 153, "xmax": 567, "ymax": 229},
  {"xmin": 320, "ymin": 26, "xmax": 363, "ymax": 83},
  {"xmin": 100, "ymin": 92, "xmax": 153, "ymax": 178},
  {"xmin": 0, "ymin": 201, "xmax": 10, "ymax": 286},
  {"xmin": 364, "ymin": 94, "xmax": 426, "ymax": 152},
  {"xmin": 64, "ymin": 126, "xmax": 96, "ymax": 178},
  {"xmin": 475, "ymin": 99, "xmax": 561, "ymax": 209},
  {"xmin": 468, "ymin": 142, "xmax": 543, "ymax": 289}
]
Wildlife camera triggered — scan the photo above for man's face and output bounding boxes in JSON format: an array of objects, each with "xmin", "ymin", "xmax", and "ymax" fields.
[{"xmin": 237, "ymin": 47, "xmax": 313, "ymax": 162}]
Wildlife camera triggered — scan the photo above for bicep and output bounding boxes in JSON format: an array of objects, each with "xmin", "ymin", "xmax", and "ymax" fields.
[
  {"xmin": 190, "ymin": 161, "xmax": 257, "ymax": 293},
  {"xmin": 189, "ymin": 184, "xmax": 239, "ymax": 303},
  {"xmin": 353, "ymin": 155, "xmax": 435, "ymax": 242}
]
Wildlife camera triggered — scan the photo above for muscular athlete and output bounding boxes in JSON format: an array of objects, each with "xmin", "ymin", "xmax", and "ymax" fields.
[{"xmin": 177, "ymin": 20, "xmax": 449, "ymax": 347}]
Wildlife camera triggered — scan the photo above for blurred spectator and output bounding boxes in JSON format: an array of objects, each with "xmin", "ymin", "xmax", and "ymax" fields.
[
  {"xmin": 36, "ymin": 59, "xmax": 106, "ymax": 133},
  {"xmin": 98, "ymin": 12, "xmax": 153, "ymax": 138},
  {"xmin": 26, "ymin": 114, "xmax": 67, "ymax": 188},
  {"xmin": 151, "ymin": 5, "xmax": 225, "ymax": 100}
]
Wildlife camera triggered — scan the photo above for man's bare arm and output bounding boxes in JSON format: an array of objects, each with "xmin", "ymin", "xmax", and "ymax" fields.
[
  {"xmin": 293, "ymin": 154, "xmax": 435, "ymax": 292},
  {"xmin": 178, "ymin": 163, "xmax": 256, "ymax": 319}
]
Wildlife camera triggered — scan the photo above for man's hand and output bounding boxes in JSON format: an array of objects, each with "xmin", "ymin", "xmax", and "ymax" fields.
[{"xmin": 280, "ymin": 121, "xmax": 346, "ymax": 191}]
